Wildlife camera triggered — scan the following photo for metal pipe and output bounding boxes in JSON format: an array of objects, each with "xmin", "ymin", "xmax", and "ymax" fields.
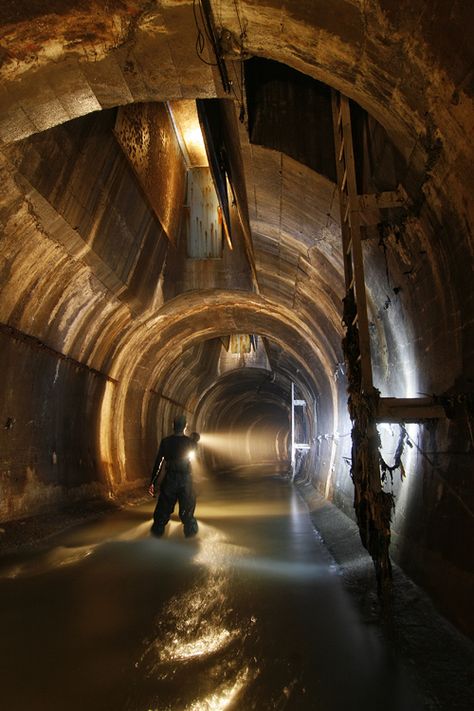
[{"xmin": 0, "ymin": 322, "xmax": 118, "ymax": 384}]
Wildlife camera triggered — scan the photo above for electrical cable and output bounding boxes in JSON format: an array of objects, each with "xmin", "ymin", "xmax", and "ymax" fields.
[
  {"xmin": 233, "ymin": 0, "xmax": 245, "ymax": 36},
  {"xmin": 192, "ymin": 0, "xmax": 218, "ymax": 67}
]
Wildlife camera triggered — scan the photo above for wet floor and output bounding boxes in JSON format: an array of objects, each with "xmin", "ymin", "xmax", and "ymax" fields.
[{"xmin": 0, "ymin": 471, "xmax": 422, "ymax": 711}]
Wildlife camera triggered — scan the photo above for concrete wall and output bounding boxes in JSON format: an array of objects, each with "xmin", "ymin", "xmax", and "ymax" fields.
[{"xmin": 0, "ymin": 327, "xmax": 106, "ymax": 520}]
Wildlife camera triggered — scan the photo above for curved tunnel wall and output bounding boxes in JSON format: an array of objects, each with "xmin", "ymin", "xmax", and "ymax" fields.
[
  {"xmin": 0, "ymin": 1, "xmax": 473, "ymax": 634},
  {"xmin": 126, "ymin": 292, "xmax": 339, "ymax": 486}
]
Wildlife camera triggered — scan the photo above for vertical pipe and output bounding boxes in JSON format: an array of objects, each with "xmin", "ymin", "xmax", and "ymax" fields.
[{"xmin": 291, "ymin": 381, "xmax": 295, "ymax": 478}]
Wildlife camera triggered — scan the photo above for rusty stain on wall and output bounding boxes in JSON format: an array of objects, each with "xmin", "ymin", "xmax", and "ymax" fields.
[
  {"xmin": 0, "ymin": 1, "xmax": 143, "ymax": 78},
  {"xmin": 186, "ymin": 167, "xmax": 222, "ymax": 258},
  {"xmin": 114, "ymin": 102, "xmax": 186, "ymax": 245}
]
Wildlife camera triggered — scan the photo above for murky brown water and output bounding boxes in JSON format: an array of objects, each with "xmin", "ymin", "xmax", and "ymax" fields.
[{"xmin": 0, "ymin": 471, "xmax": 420, "ymax": 710}]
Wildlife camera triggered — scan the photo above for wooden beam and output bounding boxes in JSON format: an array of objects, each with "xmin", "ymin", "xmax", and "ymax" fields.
[
  {"xmin": 342, "ymin": 184, "xmax": 410, "ymax": 227},
  {"xmin": 331, "ymin": 92, "xmax": 354, "ymax": 293},
  {"xmin": 377, "ymin": 397, "xmax": 446, "ymax": 423},
  {"xmin": 339, "ymin": 96, "xmax": 374, "ymax": 393},
  {"xmin": 358, "ymin": 184, "xmax": 409, "ymax": 212}
]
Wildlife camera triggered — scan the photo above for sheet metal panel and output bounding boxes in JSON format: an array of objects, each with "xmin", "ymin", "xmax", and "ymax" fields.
[{"xmin": 186, "ymin": 167, "xmax": 222, "ymax": 258}]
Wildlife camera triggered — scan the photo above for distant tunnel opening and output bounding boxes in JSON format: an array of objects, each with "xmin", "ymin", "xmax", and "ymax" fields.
[
  {"xmin": 137, "ymin": 329, "xmax": 324, "ymax": 486},
  {"xmin": 195, "ymin": 368, "xmax": 291, "ymax": 474}
]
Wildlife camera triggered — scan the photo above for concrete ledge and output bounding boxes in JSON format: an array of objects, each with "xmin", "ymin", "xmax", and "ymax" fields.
[{"xmin": 297, "ymin": 482, "xmax": 474, "ymax": 711}]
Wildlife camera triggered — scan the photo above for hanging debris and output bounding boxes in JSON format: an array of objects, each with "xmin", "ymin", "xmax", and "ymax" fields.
[
  {"xmin": 331, "ymin": 90, "xmax": 418, "ymax": 596},
  {"xmin": 380, "ymin": 426, "xmax": 407, "ymax": 484},
  {"xmin": 342, "ymin": 290, "xmax": 394, "ymax": 594}
]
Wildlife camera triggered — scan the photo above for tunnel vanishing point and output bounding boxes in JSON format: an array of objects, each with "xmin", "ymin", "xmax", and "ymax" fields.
[{"xmin": 0, "ymin": 2, "xmax": 473, "ymax": 637}]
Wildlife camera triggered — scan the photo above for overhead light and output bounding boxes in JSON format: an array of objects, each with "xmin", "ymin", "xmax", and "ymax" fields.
[{"xmin": 167, "ymin": 100, "xmax": 208, "ymax": 168}]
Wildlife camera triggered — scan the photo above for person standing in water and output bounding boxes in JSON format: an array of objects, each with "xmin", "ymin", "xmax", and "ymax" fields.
[{"xmin": 148, "ymin": 415, "xmax": 199, "ymax": 538}]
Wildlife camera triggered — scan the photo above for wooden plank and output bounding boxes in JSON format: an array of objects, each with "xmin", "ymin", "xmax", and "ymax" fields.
[
  {"xmin": 357, "ymin": 184, "xmax": 409, "ymax": 226},
  {"xmin": 377, "ymin": 397, "xmax": 446, "ymax": 422},
  {"xmin": 343, "ymin": 199, "xmax": 350, "ymax": 223},
  {"xmin": 341, "ymin": 169, "xmax": 347, "ymax": 192},
  {"xmin": 358, "ymin": 184, "xmax": 408, "ymax": 212},
  {"xmin": 340, "ymin": 95, "xmax": 374, "ymax": 392},
  {"xmin": 338, "ymin": 137, "xmax": 345, "ymax": 162},
  {"xmin": 331, "ymin": 91, "xmax": 353, "ymax": 293}
]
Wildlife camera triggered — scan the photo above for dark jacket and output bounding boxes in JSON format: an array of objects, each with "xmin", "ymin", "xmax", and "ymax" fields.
[{"xmin": 151, "ymin": 434, "xmax": 196, "ymax": 482}]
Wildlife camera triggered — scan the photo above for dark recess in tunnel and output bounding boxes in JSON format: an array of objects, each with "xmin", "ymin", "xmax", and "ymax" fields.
[
  {"xmin": 245, "ymin": 56, "xmax": 409, "ymax": 200},
  {"xmin": 195, "ymin": 365, "xmax": 291, "ymax": 472},
  {"xmin": 245, "ymin": 57, "xmax": 337, "ymax": 182}
]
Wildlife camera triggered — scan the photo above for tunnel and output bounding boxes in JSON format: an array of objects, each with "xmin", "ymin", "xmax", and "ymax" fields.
[{"xmin": 0, "ymin": 2, "xmax": 473, "ymax": 709}]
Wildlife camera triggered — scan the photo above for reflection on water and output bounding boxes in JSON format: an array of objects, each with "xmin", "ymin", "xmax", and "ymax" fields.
[
  {"xmin": 184, "ymin": 667, "xmax": 251, "ymax": 711},
  {"xmin": 0, "ymin": 472, "xmax": 420, "ymax": 711},
  {"xmin": 138, "ymin": 568, "xmax": 239, "ymax": 668},
  {"xmin": 147, "ymin": 668, "xmax": 252, "ymax": 711},
  {"xmin": 196, "ymin": 499, "xmax": 292, "ymax": 519},
  {"xmin": 135, "ymin": 522, "xmax": 258, "ymax": 710},
  {"xmin": 0, "ymin": 544, "xmax": 97, "ymax": 579},
  {"xmin": 0, "ymin": 521, "xmax": 152, "ymax": 579}
]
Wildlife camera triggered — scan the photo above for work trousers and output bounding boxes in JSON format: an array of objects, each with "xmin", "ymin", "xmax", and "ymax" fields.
[{"xmin": 152, "ymin": 470, "xmax": 198, "ymax": 537}]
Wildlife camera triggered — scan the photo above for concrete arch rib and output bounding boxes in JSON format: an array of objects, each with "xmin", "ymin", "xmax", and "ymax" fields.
[
  {"xmin": 0, "ymin": 1, "xmax": 460, "ymax": 164},
  {"xmin": 97, "ymin": 289, "xmax": 340, "ymax": 488}
]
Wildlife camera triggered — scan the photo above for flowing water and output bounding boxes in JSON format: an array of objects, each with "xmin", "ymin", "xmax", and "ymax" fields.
[{"xmin": 0, "ymin": 471, "xmax": 420, "ymax": 710}]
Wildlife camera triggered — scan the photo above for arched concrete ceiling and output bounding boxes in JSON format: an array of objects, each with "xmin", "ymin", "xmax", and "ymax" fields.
[
  {"xmin": 2, "ymin": 1, "xmax": 472, "ymax": 180},
  {"xmin": 0, "ymin": 0, "xmax": 472, "ymax": 495}
]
